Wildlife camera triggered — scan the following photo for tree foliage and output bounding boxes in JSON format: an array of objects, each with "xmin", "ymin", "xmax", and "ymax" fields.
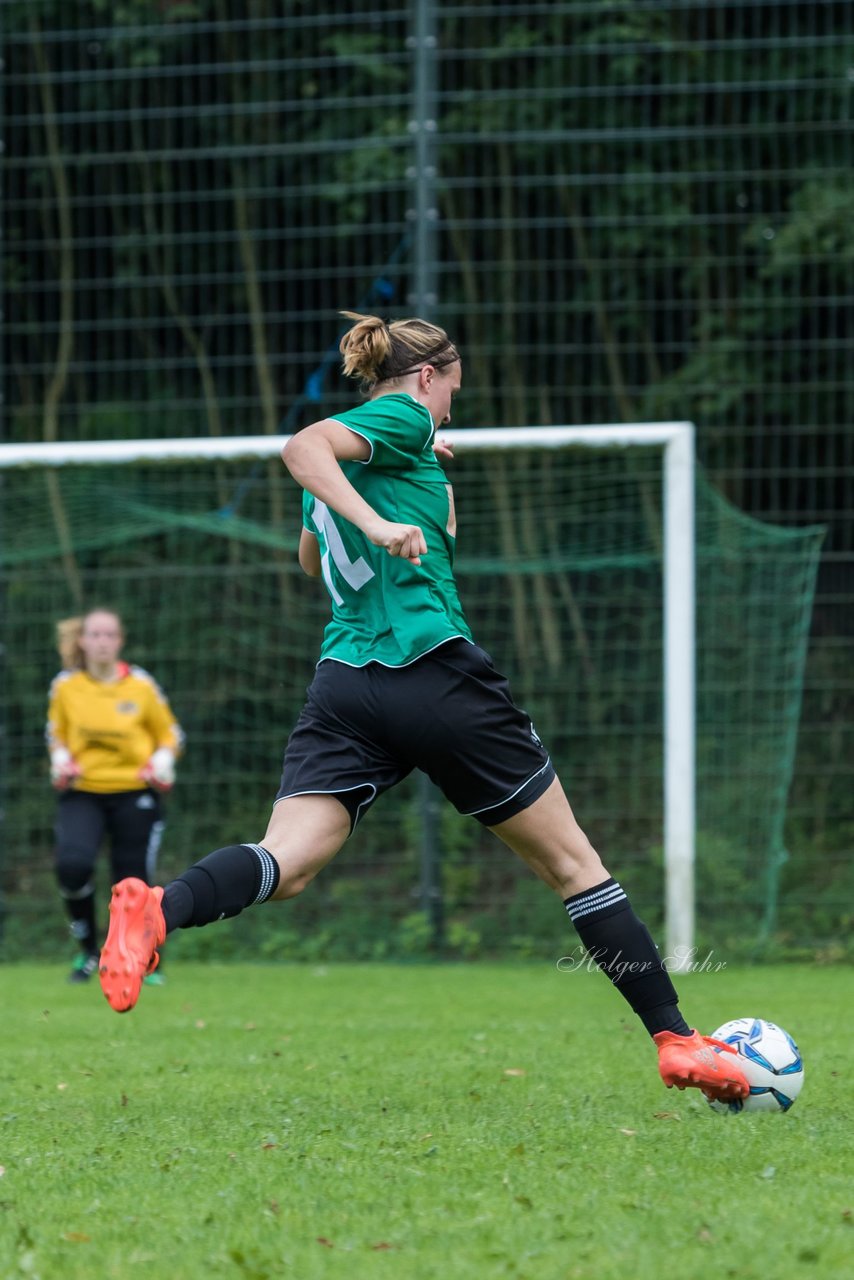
[{"xmin": 3, "ymin": 1, "xmax": 852, "ymax": 952}]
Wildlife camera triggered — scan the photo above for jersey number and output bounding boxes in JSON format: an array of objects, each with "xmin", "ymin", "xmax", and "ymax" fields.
[{"xmin": 311, "ymin": 500, "xmax": 375, "ymax": 605}]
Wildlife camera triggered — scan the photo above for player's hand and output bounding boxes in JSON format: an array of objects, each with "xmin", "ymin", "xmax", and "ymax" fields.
[
  {"xmin": 139, "ymin": 747, "xmax": 176, "ymax": 793},
  {"xmin": 367, "ymin": 520, "xmax": 427, "ymax": 566},
  {"xmin": 50, "ymin": 747, "xmax": 81, "ymax": 790},
  {"xmin": 433, "ymin": 437, "xmax": 454, "ymax": 462}
]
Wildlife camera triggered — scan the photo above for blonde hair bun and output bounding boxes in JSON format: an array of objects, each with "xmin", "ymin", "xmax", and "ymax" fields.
[
  {"xmin": 338, "ymin": 311, "xmax": 459, "ymax": 391},
  {"xmin": 339, "ymin": 312, "xmax": 392, "ymax": 385}
]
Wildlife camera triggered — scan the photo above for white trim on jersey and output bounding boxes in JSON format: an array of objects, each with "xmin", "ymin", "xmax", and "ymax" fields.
[
  {"xmin": 314, "ymin": 634, "xmax": 473, "ymax": 672},
  {"xmin": 130, "ymin": 665, "xmax": 186, "ymax": 750},
  {"xmin": 327, "ymin": 420, "xmax": 374, "ymax": 466},
  {"xmin": 329, "ymin": 394, "xmax": 435, "ymax": 464}
]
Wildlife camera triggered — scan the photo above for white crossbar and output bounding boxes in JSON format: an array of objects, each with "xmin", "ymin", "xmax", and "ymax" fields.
[{"xmin": 0, "ymin": 422, "xmax": 696, "ymax": 965}]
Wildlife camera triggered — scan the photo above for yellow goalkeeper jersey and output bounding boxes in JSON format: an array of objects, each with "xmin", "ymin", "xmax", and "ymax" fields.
[{"xmin": 46, "ymin": 663, "xmax": 184, "ymax": 794}]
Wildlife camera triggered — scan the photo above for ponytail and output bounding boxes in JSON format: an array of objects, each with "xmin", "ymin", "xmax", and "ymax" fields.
[
  {"xmin": 56, "ymin": 617, "xmax": 85, "ymax": 671},
  {"xmin": 339, "ymin": 311, "xmax": 459, "ymax": 391},
  {"xmin": 339, "ymin": 312, "xmax": 393, "ymax": 386}
]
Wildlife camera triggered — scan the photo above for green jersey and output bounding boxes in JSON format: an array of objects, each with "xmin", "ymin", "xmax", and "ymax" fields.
[{"xmin": 302, "ymin": 393, "xmax": 473, "ymax": 667}]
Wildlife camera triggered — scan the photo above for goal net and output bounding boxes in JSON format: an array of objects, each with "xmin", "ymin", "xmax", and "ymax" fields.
[{"xmin": 0, "ymin": 428, "xmax": 824, "ymax": 964}]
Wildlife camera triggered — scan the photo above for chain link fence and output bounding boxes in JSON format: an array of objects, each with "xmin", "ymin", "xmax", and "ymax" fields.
[{"xmin": 3, "ymin": 0, "xmax": 852, "ymax": 955}]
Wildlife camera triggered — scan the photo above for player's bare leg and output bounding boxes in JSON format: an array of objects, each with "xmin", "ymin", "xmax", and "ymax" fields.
[
  {"xmin": 100, "ymin": 795, "xmax": 350, "ymax": 1013},
  {"xmin": 489, "ymin": 778, "xmax": 748, "ymax": 1102},
  {"xmin": 262, "ymin": 794, "xmax": 351, "ymax": 899},
  {"xmin": 487, "ymin": 776, "xmax": 606, "ymax": 897}
]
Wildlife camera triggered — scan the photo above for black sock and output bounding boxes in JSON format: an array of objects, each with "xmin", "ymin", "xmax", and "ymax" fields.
[
  {"xmin": 161, "ymin": 843, "xmax": 280, "ymax": 933},
  {"xmin": 564, "ymin": 878, "xmax": 691, "ymax": 1038},
  {"xmin": 64, "ymin": 888, "xmax": 98, "ymax": 956}
]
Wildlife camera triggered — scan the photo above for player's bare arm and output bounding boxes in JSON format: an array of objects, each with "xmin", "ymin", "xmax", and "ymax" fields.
[
  {"xmin": 298, "ymin": 528, "xmax": 322, "ymax": 577},
  {"xmin": 283, "ymin": 420, "xmax": 427, "ymax": 565}
]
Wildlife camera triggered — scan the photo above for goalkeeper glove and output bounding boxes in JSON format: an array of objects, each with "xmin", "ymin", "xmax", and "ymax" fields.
[
  {"xmin": 139, "ymin": 746, "xmax": 176, "ymax": 792},
  {"xmin": 50, "ymin": 746, "xmax": 81, "ymax": 790}
]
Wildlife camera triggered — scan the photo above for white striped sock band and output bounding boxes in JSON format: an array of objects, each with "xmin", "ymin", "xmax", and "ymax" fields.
[
  {"xmin": 243, "ymin": 843, "xmax": 278, "ymax": 905},
  {"xmin": 564, "ymin": 880, "xmax": 627, "ymax": 922}
]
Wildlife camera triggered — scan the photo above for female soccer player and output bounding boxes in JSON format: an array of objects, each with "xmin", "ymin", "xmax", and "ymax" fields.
[
  {"xmin": 47, "ymin": 608, "xmax": 183, "ymax": 982},
  {"xmin": 99, "ymin": 314, "xmax": 747, "ymax": 1102}
]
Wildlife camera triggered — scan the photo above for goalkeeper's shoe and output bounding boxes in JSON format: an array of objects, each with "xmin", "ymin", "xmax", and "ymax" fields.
[
  {"xmin": 654, "ymin": 1029, "xmax": 749, "ymax": 1102},
  {"xmin": 99, "ymin": 878, "xmax": 166, "ymax": 1013},
  {"xmin": 68, "ymin": 952, "xmax": 99, "ymax": 984}
]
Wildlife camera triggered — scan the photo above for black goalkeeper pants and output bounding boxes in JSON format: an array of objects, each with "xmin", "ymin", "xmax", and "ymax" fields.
[{"xmin": 54, "ymin": 789, "xmax": 165, "ymax": 897}]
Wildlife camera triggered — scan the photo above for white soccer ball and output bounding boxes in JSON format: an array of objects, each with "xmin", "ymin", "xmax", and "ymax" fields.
[{"xmin": 707, "ymin": 1017, "xmax": 804, "ymax": 1114}]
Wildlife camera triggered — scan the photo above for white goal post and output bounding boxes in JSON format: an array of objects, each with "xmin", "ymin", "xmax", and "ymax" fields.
[{"xmin": 0, "ymin": 422, "xmax": 696, "ymax": 968}]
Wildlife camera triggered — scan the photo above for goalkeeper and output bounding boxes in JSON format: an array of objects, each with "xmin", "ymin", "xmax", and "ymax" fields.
[
  {"xmin": 47, "ymin": 609, "xmax": 183, "ymax": 983},
  {"xmin": 99, "ymin": 314, "xmax": 747, "ymax": 1103}
]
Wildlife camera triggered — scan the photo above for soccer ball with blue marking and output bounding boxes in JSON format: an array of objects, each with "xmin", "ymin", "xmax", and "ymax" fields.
[{"xmin": 707, "ymin": 1017, "xmax": 804, "ymax": 1114}]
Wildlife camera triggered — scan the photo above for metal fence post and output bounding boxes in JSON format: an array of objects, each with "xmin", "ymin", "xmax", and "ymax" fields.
[{"xmin": 409, "ymin": 0, "xmax": 444, "ymax": 949}]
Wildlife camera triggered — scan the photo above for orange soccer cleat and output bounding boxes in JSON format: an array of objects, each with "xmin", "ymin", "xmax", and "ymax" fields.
[
  {"xmin": 654, "ymin": 1029, "xmax": 750, "ymax": 1103},
  {"xmin": 99, "ymin": 878, "xmax": 166, "ymax": 1013}
]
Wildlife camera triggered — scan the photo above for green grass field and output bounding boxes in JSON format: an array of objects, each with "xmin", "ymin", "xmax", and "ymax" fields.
[{"xmin": 1, "ymin": 962, "xmax": 851, "ymax": 1279}]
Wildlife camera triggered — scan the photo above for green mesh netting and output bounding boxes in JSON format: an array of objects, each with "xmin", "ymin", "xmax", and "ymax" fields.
[{"xmin": 0, "ymin": 446, "xmax": 824, "ymax": 960}]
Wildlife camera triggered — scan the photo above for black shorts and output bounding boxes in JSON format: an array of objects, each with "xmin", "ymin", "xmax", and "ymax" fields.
[
  {"xmin": 54, "ymin": 788, "xmax": 165, "ymax": 883},
  {"xmin": 276, "ymin": 639, "xmax": 554, "ymax": 830}
]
